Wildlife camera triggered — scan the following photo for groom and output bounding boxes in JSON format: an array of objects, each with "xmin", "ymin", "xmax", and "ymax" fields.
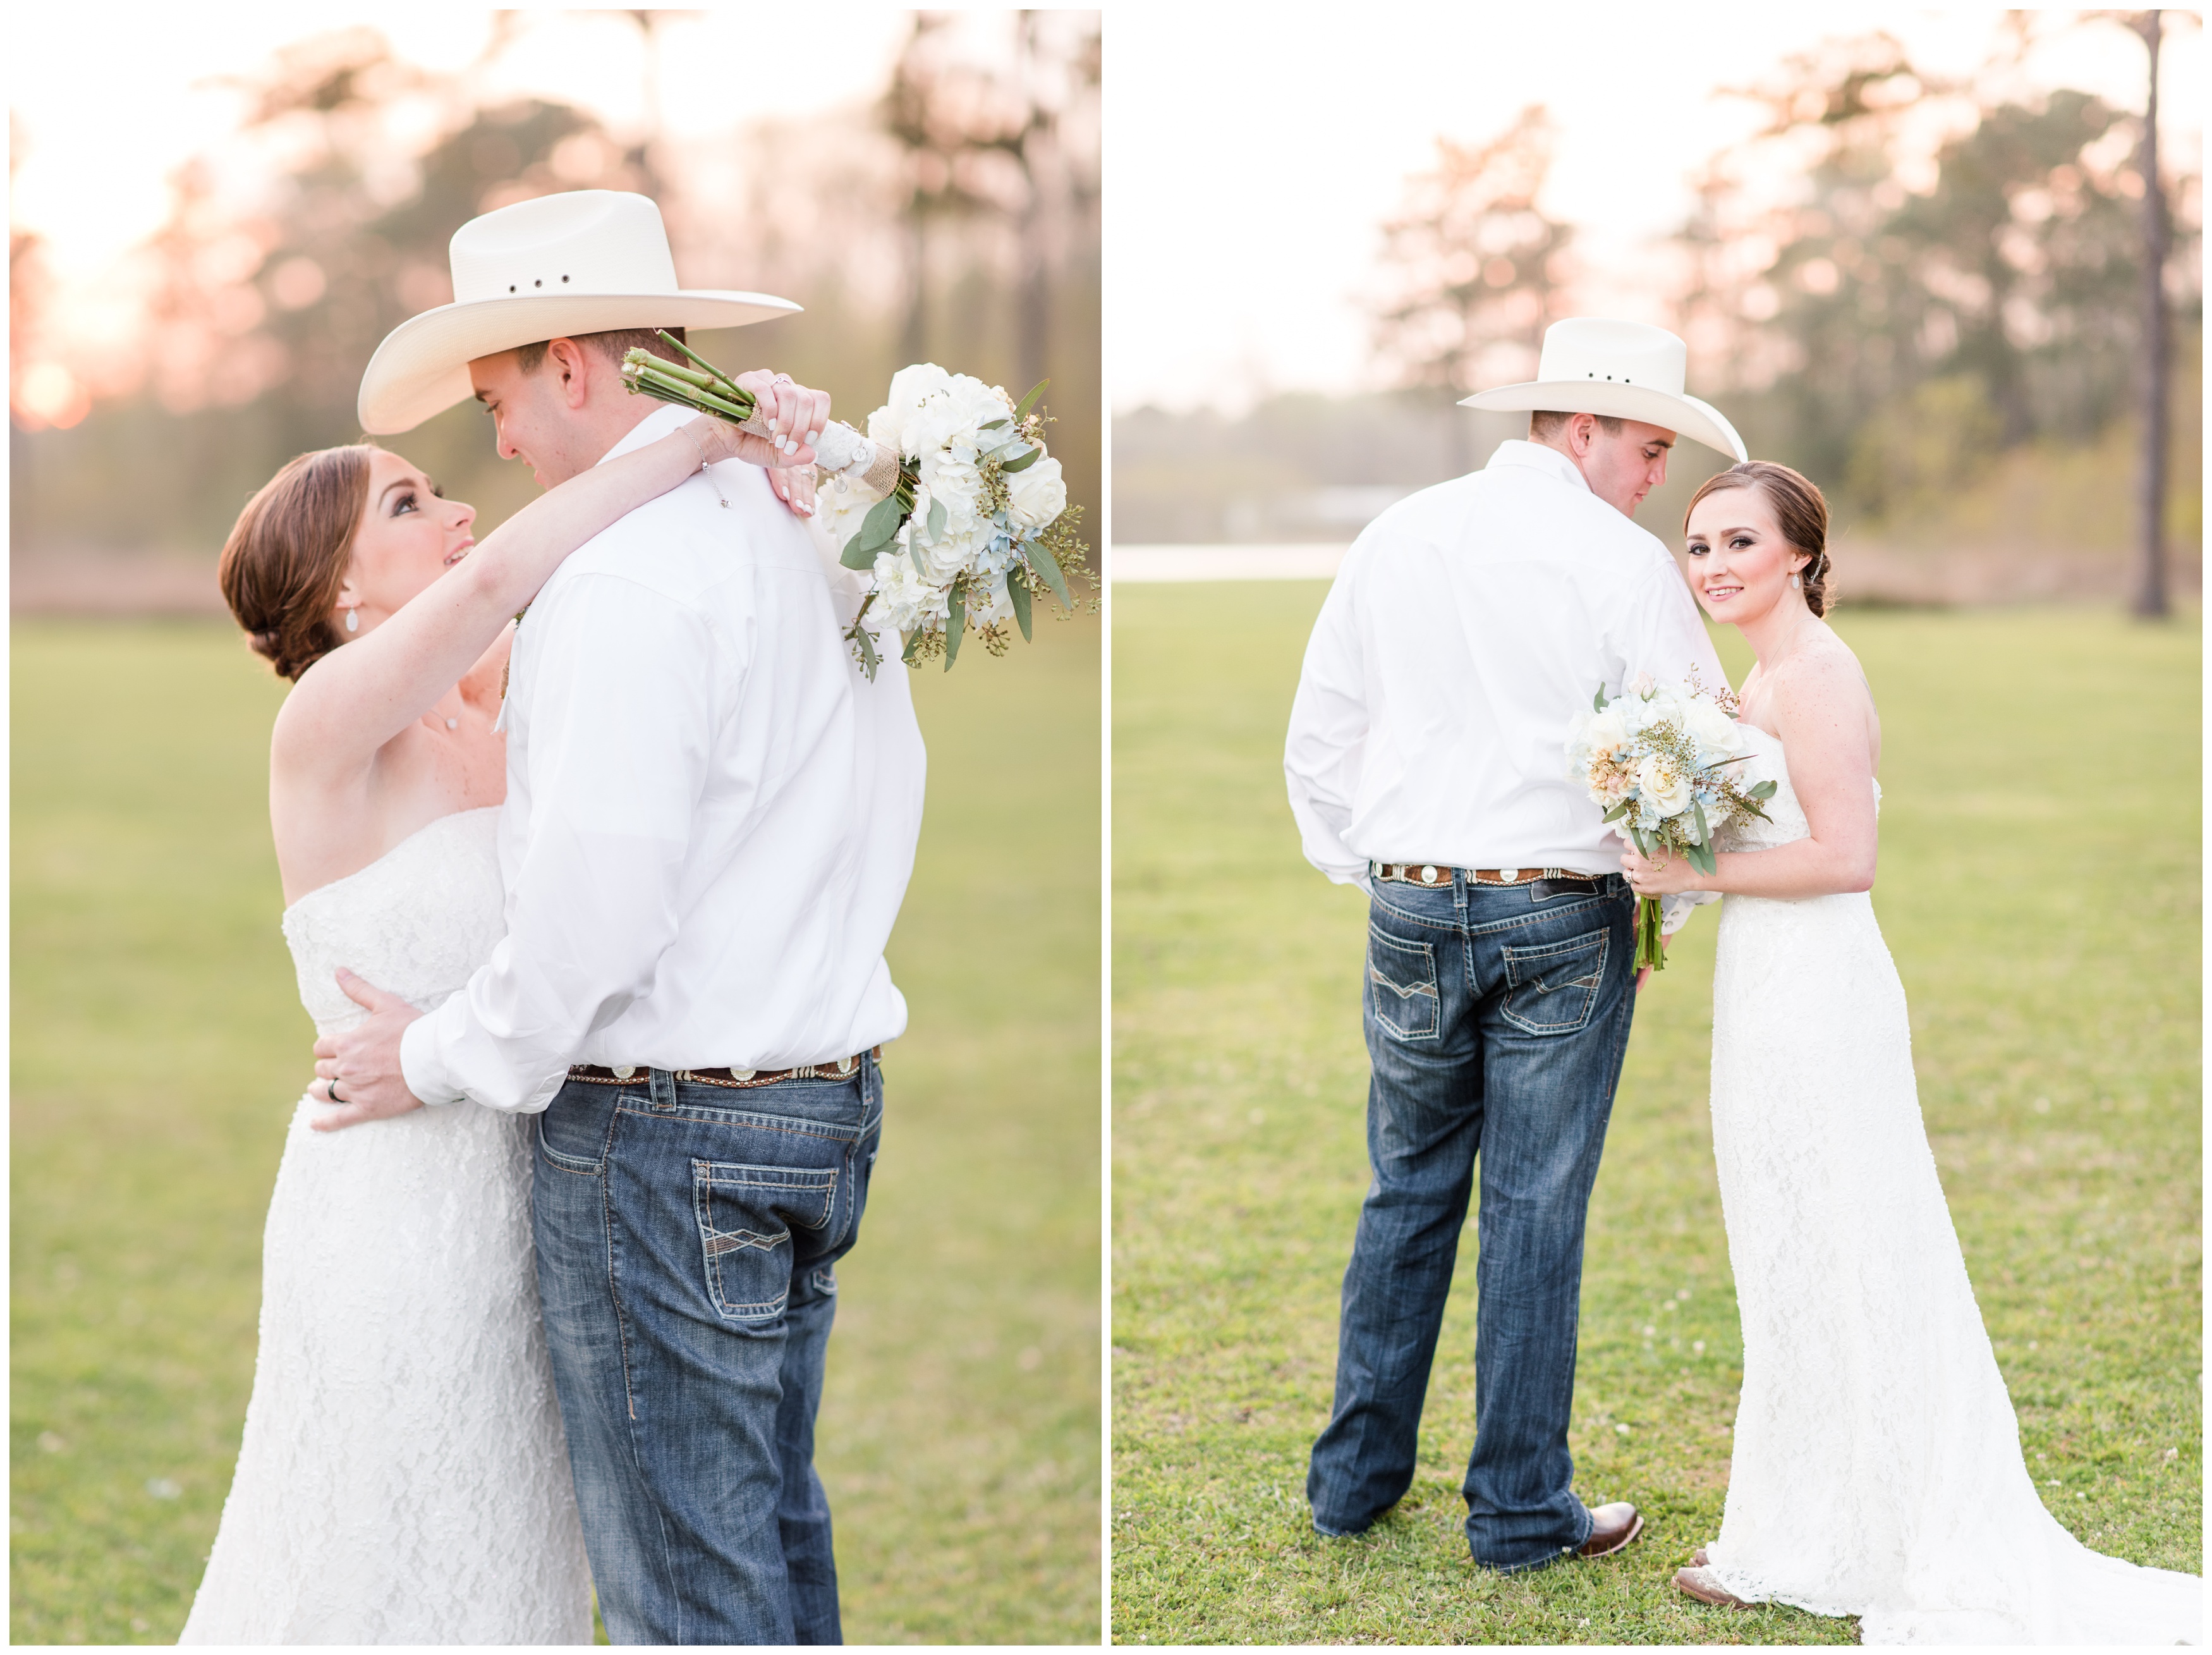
[
  {"xmin": 314, "ymin": 190, "xmax": 926, "ymax": 1644},
  {"xmin": 1284, "ymin": 319, "xmax": 1744, "ymax": 1572}
]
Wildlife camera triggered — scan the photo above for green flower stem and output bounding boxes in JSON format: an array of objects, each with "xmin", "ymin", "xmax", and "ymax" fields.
[
  {"xmin": 627, "ymin": 369, "xmax": 752, "ymax": 424},
  {"xmin": 1637, "ymin": 897, "xmax": 1666, "ymax": 972},
  {"xmin": 655, "ymin": 330, "xmax": 755, "ymax": 406}
]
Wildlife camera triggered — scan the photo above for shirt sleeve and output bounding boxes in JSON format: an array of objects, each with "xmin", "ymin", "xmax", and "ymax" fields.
[
  {"xmin": 1620, "ymin": 551, "xmax": 1727, "ymax": 698},
  {"xmin": 400, "ymin": 568, "xmax": 739, "ymax": 1113},
  {"xmin": 1284, "ymin": 551, "xmax": 1372, "ymax": 888}
]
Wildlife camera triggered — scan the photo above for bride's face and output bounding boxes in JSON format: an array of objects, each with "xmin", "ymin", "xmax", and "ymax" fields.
[
  {"xmin": 335, "ymin": 450, "xmax": 478, "ymax": 635},
  {"xmin": 1684, "ymin": 485, "xmax": 1809, "ymax": 626}
]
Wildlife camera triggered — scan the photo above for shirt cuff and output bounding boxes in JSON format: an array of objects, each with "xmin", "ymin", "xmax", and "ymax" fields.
[
  {"xmin": 399, "ymin": 1006, "xmax": 467, "ymax": 1108},
  {"xmin": 1658, "ymin": 889, "xmax": 1719, "ymax": 936}
]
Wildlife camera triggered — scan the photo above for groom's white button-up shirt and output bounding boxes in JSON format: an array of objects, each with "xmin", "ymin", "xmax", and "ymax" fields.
[
  {"xmin": 1284, "ymin": 438, "xmax": 1725, "ymax": 888},
  {"xmin": 400, "ymin": 402, "xmax": 927, "ymax": 1115}
]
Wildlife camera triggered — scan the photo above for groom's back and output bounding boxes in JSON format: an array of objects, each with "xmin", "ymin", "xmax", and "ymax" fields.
[
  {"xmin": 506, "ymin": 444, "xmax": 926, "ymax": 1072},
  {"xmin": 1284, "ymin": 439, "xmax": 1720, "ymax": 884}
]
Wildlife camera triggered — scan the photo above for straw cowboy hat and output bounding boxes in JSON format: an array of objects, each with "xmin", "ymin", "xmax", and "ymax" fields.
[
  {"xmin": 1460, "ymin": 317, "xmax": 1747, "ymax": 461},
  {"xmin": 356, "ymin": 190, "xmax": 799, "ymax": 434}
]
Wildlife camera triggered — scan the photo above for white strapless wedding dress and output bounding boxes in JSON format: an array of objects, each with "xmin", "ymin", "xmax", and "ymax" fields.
[
  {"xmin": 180, "ymin": 807, "xmax": 592, "ymax": 1644},
  {"xmin": 1701, "ymin": 725, "xmax": 2200, "ymax": 1644}
]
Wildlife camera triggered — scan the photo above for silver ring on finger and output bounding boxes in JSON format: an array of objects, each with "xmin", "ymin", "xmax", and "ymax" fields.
[{"xmin": 328, "ymin": 1078, "xmax": 345, "ymax": 1105}]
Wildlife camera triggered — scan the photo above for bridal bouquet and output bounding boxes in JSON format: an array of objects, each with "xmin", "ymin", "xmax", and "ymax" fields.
[
  {"xmin": 622, "ymin": 338, "xmax": 1092, "ymax": 679},
  {"xmin": 1565, "ymin": 675, "xmax": 1776, "ymax": 972}
]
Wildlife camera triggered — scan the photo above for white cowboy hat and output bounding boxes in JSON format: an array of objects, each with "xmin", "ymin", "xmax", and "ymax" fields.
[
  {"xmin": 1460, "ymin": 317, "xmax": 1747, "ymax": 461},
  {"xmin": 356, "ymin": 190, "xmax": 799, "ymax": 434}
]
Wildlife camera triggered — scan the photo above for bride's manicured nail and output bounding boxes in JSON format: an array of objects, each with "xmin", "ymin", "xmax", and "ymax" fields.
[{"xmin": 808, "ymin": 429, "xmax": 822, "ymax": 445}]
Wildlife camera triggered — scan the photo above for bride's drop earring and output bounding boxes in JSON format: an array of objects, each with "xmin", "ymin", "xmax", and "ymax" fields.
[
  {"xmin": 345, "ymin": 604, "xmax": 360, "ymax": 632},
  {"xmin": 1790, "ymin": 574, "xmax": 1801, "ymax": 590}
]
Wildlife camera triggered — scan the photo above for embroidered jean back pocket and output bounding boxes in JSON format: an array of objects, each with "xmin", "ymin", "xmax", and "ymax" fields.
[
  {"xmin": 1367, "ymin": 927, "xmax": 1440, "ymax": 1042},
  {"xmin": 1500, "ymin": 929, "xmax": 1608, "ymax": 1035},
  {"xmin": 692, "ymin": 1160, "xmax": 837, "ymax": 1322}
]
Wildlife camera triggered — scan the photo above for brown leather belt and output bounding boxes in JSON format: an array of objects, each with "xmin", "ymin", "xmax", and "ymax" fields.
[
  {"xmin": 1372, "ymin": 862, "xmax": 1601, "ymax": 889},
  {"xmin": 569, "ymin": 1047, "xmax": 881, "ymax": 1090}
]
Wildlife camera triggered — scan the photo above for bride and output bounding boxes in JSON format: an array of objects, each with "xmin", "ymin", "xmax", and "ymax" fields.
[
  {"xmin": 182, "ymin": 369, "xmax": 828, "ymax": 1643},
  {"xmin": 1619, "ymin": 460, "xmax": 2201, "ymax": 1646}
]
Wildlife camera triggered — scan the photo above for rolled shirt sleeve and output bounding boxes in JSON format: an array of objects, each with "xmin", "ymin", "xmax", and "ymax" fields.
[
  {"xmin": 401, "ymin": 570, "xmax": 732, "ymax": 1113},
  {"xmin": 1284, "ymin": 554, "xmax": 1372, "ymax": 888}
]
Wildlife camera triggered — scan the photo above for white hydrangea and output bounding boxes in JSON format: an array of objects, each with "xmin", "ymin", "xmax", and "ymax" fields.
[
  {"xmin": 964, "ymin": 568, "xmax": 1015, "ymax": 630},
  {"xmin": 871, "ymin": 547, "xmax": 949, "ymax": 636},
  {"xmin": 816, "ymin": 472, "xmax": 877, "ymax": 558}
]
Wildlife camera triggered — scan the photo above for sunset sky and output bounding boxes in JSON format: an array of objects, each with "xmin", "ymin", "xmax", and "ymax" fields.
[
  {"xmin": 8, "ymin": 6, "xmax": 2203, "ymax": 423},
  {"xmin": 9, "ymin": 6, "xmax": 920, "ymax": 389},
  {"xmin": 1107, "ymin": 5, "xmax": 2202, "ymax": 412}
]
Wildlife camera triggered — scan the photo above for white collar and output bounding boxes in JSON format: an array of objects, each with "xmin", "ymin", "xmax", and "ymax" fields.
[
  {"xmin": 1485, "ymin": 438, "xmax": 1591, "ymax": 495},
  {"xmin": 595, "ymin": 400, "xmax": 691, "ymax": 468}
]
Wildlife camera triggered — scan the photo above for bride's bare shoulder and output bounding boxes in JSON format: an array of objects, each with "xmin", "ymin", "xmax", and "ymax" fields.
[{"xmin": 1766, "ymin": 625, "xmax": 1879, "ymax": 759}]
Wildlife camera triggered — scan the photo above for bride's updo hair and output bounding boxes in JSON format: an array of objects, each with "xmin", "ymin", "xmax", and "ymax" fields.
[
  {"xmin": 218, "ymin": 444, "xmax": 377, "ymax": 680},
  {"xmin": 1684, "ymin": 461, "xmax": 1833, "ymax": 617}
]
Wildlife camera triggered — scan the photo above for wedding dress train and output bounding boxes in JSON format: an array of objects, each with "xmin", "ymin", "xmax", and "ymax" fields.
[
  {"xmin": 180, "ymin": 807, "xmax": 591, "ymax": 1644},
  {"xmin": 1700, "ymin": 725, "xmax": 2200, "ymax": 1646}
]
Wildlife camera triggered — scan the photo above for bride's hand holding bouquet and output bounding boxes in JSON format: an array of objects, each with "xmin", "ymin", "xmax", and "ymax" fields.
[
  {"xmin": 1564, "ymin": 673, "xmax": 1775, "ymax": 972},
  {"xmin": 623, "ymin": 336, "xmax": 1093, "ymax": 679}
]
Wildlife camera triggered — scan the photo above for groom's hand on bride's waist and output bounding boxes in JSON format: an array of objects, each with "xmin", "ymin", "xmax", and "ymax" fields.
[{"xmin": 310, "ymin": 968, "xmax": 428, "ymax": 1133}]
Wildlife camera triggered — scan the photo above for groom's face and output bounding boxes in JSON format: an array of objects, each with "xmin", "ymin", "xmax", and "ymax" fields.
[
  {"xmin": 469, "ymin": 338, "xmax": 625, "ymax": 490},
  {"xmin": 1579, "ymin": 419, "xmax": 1676, "ymax": 518}
]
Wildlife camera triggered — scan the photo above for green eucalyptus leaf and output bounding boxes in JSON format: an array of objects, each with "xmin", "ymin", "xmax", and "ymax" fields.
[
  {"xmin": 999, "ymin": 444, "xmax": 1042, "ymax": 474},
  {"xmin": 1592, "ymin": 684, "xmax": 1609, "ymax": 712},
  {"xmin": 1601, "ymin": 801, "xmax": 1631, "ymax": 822},
  {"xmin": 944, "ymin": 581, "xmax": 965, "ymax": 671},
  {"xmin": 1751, "ymin": 779, "xmax": 1778, "ymax": 799},
  {"xmin": 839, "ymin": 531, "xmax": 878, "ymax": 571},
  {"xmin": 854, "ymin": 492, "xmax": 908, "ymax": 554},
  {"xmin": 1024, "ymin": 542, "xmax": 1073, "ymax": 611},
  {"xmin": 1692, "ymin": 798, "xmax": 1711, "ymax": 848},
  {"xmin": 1012, "ymin": 379, "xmax": 1048, "ymax": 423},
  {"xmin": 901, "ymin": 630, "xmax": 923, "ymax": 666},
  {"xmin": 927, "ymin": 496, "xmax": 948, "ymax": 543},
  {"xmin": 1009, "ymin": 573, "xmax": 1033, "ymax": 642}
]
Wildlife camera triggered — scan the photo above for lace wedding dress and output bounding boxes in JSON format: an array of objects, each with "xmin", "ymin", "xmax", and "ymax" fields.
[
  {"xmin": 180, "ymin": 807, "xmax": 592, "ymax": 1644},
  {"xmin": 1698, "ymin": 724, "xmax": 2200, "ymax": 1645}
]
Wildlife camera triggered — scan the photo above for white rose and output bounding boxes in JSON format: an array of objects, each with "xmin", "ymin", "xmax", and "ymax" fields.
[
  {"xmin": 1682, "ymin": 697, "xmax": 1746, "ymax": 761},
  {"xmin": 1005, "ymin": 454, "xmax": 1067, "ymax": 528},
  {"xmin": 1636, "ymin": 752, "xmax": 1691, "ymax": 817}
]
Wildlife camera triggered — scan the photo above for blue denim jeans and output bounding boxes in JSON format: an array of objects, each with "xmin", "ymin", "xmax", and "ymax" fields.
[
  {"xmin": 533, "ymin": 1059, "xmax": 882, "ymax": 1644},
  {"xmin": 1307, "ymin": 872, "xmax": 1636, "ymax": 1571}
]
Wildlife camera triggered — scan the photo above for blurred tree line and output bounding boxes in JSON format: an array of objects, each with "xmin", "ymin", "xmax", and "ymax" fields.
[
  {"xmin": 1115, "ymin": 17, "xmax": 2200, "ymax": 601},
  {"xmin": 10, "ymin": 11, "xmax": 1100, "ymax": 601}
]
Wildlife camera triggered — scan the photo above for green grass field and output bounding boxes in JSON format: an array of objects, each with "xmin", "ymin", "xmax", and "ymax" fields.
[
  {"xmin": 11, "ymin": 615, "xmax": 1102, "ymax": 1645},
  {"xmin": 1110, "ymin": 585, "xmax": 2200, "ymax": 1645}
]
